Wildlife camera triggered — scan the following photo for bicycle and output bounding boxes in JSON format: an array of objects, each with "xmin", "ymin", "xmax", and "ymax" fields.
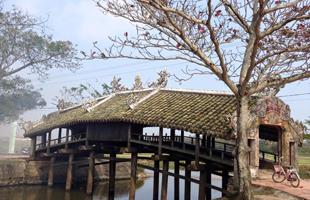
[{"xmin": 272, "ymin": 157, "xmax": 300, "ymax": 187}]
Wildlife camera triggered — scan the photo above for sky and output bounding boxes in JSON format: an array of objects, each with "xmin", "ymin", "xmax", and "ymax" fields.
[{"xmin": 1, "ymin": 0, "xmax": 310, "ymax": 138}]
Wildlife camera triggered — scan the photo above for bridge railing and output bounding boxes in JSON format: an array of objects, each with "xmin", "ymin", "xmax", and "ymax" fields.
[
  {"xmin": 259, "ymin": 150, "xmax": 278, "ymax": 163},
  {"xmin": 36, "ymin": 133, "xmax": 86, "ymax": 150}
]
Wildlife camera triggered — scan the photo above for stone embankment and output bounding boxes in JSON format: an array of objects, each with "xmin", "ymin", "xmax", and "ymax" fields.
[{"xmin": 0, "ymin": 156, "xmax": 144, "ymax": 186}]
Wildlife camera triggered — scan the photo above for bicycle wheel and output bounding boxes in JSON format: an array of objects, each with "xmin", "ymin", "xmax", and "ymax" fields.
[
  {"xmin": 290, "ymin": 172, "xmax": 300, "ymax": 187},
  {"xmin": 272, "ymin": 172, "xmax": 285, "ymax": 183}
]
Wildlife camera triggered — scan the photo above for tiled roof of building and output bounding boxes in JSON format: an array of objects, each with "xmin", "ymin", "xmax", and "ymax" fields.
[{"xmin": 24, "ymin": 88, "xmax": 237, "ymax": 139}]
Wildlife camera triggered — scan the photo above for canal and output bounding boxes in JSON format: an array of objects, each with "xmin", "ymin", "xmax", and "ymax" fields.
[{"xmin": 0, "ymin": 171, "xmax": 222, "ymax": 200}]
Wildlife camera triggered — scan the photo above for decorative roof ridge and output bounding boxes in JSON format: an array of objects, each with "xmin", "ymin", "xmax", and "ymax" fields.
[
  {"xmin": 88, "ymin": 94, "xmax": 116, "ymax": 111},
  {"xmin": 159, "ymin": 88, "xmax": 235, "ymax": 96},
  {"xmin": 115, "ymin": 88, "xmax": 155, "ymax": 95},
  {"xmin": 129, "ymin": 88, "xmax": 160, "ymax": 110}
]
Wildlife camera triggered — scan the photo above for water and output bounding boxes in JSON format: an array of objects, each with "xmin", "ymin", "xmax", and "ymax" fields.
[{"xmin": 0, "ymin": 171, "xmax": 222, "ymax": 200}]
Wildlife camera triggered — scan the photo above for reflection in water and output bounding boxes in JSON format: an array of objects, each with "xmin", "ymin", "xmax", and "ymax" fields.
[{"xmin": 0, "ymin": 173, "xmax": 222, "ymax": 200}]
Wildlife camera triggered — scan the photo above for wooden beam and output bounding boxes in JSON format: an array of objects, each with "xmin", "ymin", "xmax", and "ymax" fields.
[
  {"xmin": 206, "ymin": 166, "xmax": 211, "ymax": 200},
  {"xmin": 158, "ymin": 127, "xmax": 163, "ymax": 155},
  {"xmin": 207, "ymin": 136, "xmax": 211, "ymax": 148},
  {"xmin": 86, "ymin": 151, "xmax": 95, "ymax": 195},
  {"xmin": 58, "ymin": 128, "xmax": 62, "ymax": 144},
  {"xmin": 127, "ymin": 124, "xmax": 132, "ymax": 148},
  {"xmin": 195, "ymin": 134, "xmax": 200, "ymax": 165},
  {"xmin": 129, "ymin": 152, "xmax": 137, "ymax": 200},
  {"xmin": 184, "ymin": 160, "xmax": 191, "ymax": 200},
  {"xmin": 47, "ymin": 157, "xmax": 55, "ymax": 187},
  {"xmin": 222, "ymin": 169, "xmax": 229, "ymax": 197},
  {"xmin": 42, "ymin": 133, "xmax": 47, "ymax": 148},
  {"xmin": 65, "ymin": 128, "xmax": 69, "ymax": 149},
  {"xmin": 174, "ymin": 161, "xmax": 180, "ymax": 200},
  {"xmin": 199, "ymin": 170, "xmax": 206, "ymax": 200},
  {"xmin": 181, "ymin": 130, "xmax": 184, "ymax": 143},
  {"xmin": 58, "ymin": 149, "xmax": 81, "ymax": 154},
  {"xmin": 78, "ymin": 145, "xmax": 95, "ymax": 151},
  {"xmin": 151, "ymin": 155, "xmax": 170, "ymax": 161},
  {"xmin": 47, "ymin": 131, "xmax": 51, "ymax": 153},
  {"xmin": 211, "ymin": 137, "xmax": 215, "ymax": 149},
  {"xmin": 170, "ymin": 129, "xmax": 175, "ymax": 147},
  {"xmin": 66, "ymin": 154, "xmax": 74, "ymax": 190},
  {"xmin": 161, "ymin": 160, "xmax": 169, "ymax": 200},
  {"xmin": 202, "ymin": 135, "xmax": 206, "ymax": 147},
  {"xmin": 153, "ymin": 160, "xmax": 159, "ymax": 200},
  {"xmin": 109, "ymin": 152, "xmax": 116, "ymax": 197}
]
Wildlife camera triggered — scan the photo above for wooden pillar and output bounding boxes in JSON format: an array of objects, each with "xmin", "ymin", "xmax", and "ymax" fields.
[
  {"xmin": 195, "ymin": 134, "xmax": 200, "ymax": 166},
  {"xmin": 86, "ymin": 151, "xmax": 95, "ymax": 195},
  {"xmin": 48, "ymin": 157, "xmax": 55, "ymax": 187},
  {"xmin": 207, "ymin": 136, "xmax": 211, "ymax": 148},
  {"xmin": 184, "ymin": 160, "xmax": 191, "ymax": 200},
  {"xmin": 174, "ymin": 161, "xmax": 180, "ymax": 200},
  {"xmin": 66, "ymin": 154, "xmax": 74, "ymax": 190},
  {"xmin": 42, "ymin": 133, "xmax": 47, "ymax": 148},
  {"xmin": 85, "ymin": 124, "xmax": 89, "ymax": 147},
  {"xmin": 129, "ymin": 152, "xmax": 137, "ymax": 200},
  {"xmin": 206, "ymin": 167, "xmax": 211, "ymax": 200},
  {"xmin": 181, "ymin": 130, "xmax": 184, "ymax": 143},
  {"xmin": 109, "ymin": 152, "xmax": 116, "ymax": 197},
  {"xmin": 47, "ymin": 131, "xmax": 52, "ymax": 153},
  {"xmin": 30, "ymin": 137, "xmax": 36, "ymax": 157},
  {"xmin": 211, "ymin": 137, "xmax": 215, "ymax": 149},
  {"xmin": 202, "ymin": 135, "xmax": 206, "ymax": 147},
  {"xmin": 222, "ymin": 170, "xmax": 229, "ymax": 197},
  {"xmin": 158, "ymin": 127, "xmax": 163, "ymax": 156},
  {"xmin": 161, "ymin": 160, "xmax": 169, "ymax": 200},
  {"xmin": 199, "ymin": 170, "xmax": 207, "ymax": 200},
  {"xmin": 65, "ymin": 129, "xmax": 69, "ymax": 149},
  {"xmin": 153, "ymin": 160, "xmax": 160, "ymax": 200},
  {"xmin": 170, "ymin": 129, "xmax": 175, "ymax": 147},
  {"xmin": 127, "ymin": 124, "xmax": 132, "ymax": 148},
  {"xmin": 58, "ymin": 128, "xmax": 62, "ymax": 144}
]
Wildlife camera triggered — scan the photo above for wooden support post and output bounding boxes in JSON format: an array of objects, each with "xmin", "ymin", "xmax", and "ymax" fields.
[
  {"xmin": 170, "ymin": 129, "xmax": 175, "ymax": 147},
  {"xmin": 42, "ymin": 133, "xmax": 47, "ymax": 148},
  {"xmin": 206, "ymin": 167, "xmax": 211, "ymax": 200},
  {"xmin": 222, "ymin": 169, "xmax": 229, "ymax": 197},
  {"xmin": 65, "ymin": 129, "xmax": 69, "ymax": 149},
  {"xmin": 202, "ymin": 135, "xmax": 206, "ymax": 147},
  {"xmin": 158, "ymin": 127, "xmax": 163, "ymax": 156},
  {"xmin": 174, "ymin": 161, "xmax": 180, "ymax": 200},
  {"xmin": 30, "ymin": 137, "xmax": 36, "ymax": 157},
  {"xmin": 48, "ymin": 157, "xmax": 55, "ymax": 187},
  {"xmin": 195, "ymin": 134, "xmax": 200, "ymax": 166},
  {"xmin": 199, "ymin": 170, "xmax": 207, "ymax": 200},
  {"xmin": 47, "ymin": 131, "xmax": 51, "ymax": 153},
  {"xmin": 161, "ymin": 160, "xmax": 169, "ymax": 200},
  {"xmin": 184, "ymin": 160, "xmax": 191, "ymax": 200},
  {"xmin": 109, "ymin": 152, "xmax": 116, "ymax": 197},
  {"xmin": 66, "ymin": 154, "xmax": 74, "ymax": 190},
  {"xmin": 129, "ymin": 152, "xmax": 137, "ymax": 200},
  {"xmin": 181, "ymin": 130, "xmax": 184, "ymax": 143},
  {"xmin": 211, "ymin": 137, "xmax": 215, "ymax": 149},
  {"xmin": 58, "ymin": 128, "xmax": 62, "ymax": 144},
  {"xmin": 153, "ymin": 160, "xmax": 160, "ymax": 200},
  {"xmin": 85, "ymin": 125, "xmax": 89, "ymax": 147},
  {"xmin": 207, "ymin": 136, "xmax": 211, "ymax": 148},
  {"xmin": 128, "ymin": 124, "xmax": 132, "ymax": 148},
  {"xmin": 86, "ymin": 151, "xmax": 95, "ymax": 195}
]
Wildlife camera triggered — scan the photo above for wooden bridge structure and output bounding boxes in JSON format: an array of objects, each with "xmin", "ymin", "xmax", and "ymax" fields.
[{"xmin": 23, "ymin": 88, "xmax": 305, "ymax": 200}]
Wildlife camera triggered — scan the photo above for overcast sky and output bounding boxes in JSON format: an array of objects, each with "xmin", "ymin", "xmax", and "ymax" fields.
[{"xmin": 1, "ymin": 0, "xmax": 310, "ymax": 138}]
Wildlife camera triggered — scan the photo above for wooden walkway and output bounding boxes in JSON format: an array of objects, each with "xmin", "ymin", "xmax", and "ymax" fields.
[{"xmin": 252, "ymin": 170, "xmax": 310, "ymax": 200}]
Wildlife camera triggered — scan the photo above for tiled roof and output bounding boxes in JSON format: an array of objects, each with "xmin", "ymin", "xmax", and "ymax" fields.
[{"xmin": 24, "ymin": 88, "xmax": 237, "ymax": 139}]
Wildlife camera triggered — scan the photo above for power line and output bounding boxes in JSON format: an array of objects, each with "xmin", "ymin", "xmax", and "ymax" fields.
[
  {"xmin": 278, "ymin": 93, "xmax": 310, "ymax": 98},
  {"xmin": 33, "ymin": 62, "xmax": 186, "ymax": 87}
]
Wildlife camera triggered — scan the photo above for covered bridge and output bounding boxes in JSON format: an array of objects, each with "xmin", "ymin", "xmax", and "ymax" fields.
[{"xmin": 23, "ymin": 88, "xmax": 305, "ymax": 199}]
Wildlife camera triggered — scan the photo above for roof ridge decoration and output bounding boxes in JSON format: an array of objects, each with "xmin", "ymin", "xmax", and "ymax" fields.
[
  {"xmin": 84, "ymin": 94, "xmax": 115, "ymax": 112},
  {"xmin": 111, "ymin": 76, "xmax": 128, "ymax": 93},
  {"xmin": 256, "ymin": 96, "xmax": 291, "ymax": 121},
  {"xmin": 128, "ymin": 88, "xmax": 159, "ymax": 109},
  {"xmin": 148, "ymin": 69, "xmax": 171, "ymax": 88},
  {"xmin": 160, "ymin": 88, "xmax": 235, "ymax": 95}
]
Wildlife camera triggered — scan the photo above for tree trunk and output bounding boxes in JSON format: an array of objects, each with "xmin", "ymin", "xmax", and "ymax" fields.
[{"xmin": 235, "ymin": 96, "xmax": 254, "ymax": 200}]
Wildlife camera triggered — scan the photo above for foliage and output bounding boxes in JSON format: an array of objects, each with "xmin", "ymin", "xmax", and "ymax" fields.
[
  {"xmin": 0, "ymin": 3, "xmax": 81, "ymax": 81},
  {"xmin": 87, "ymin": 1, "xmax": 310, "ymax": 198},
  {"xmin": 53, "ymin": 83, "xmax": 112, "ymax": 106},
  {"xmin": 0, "ymin": 75, "xmax": 46, "ymax": 123},
  {"xmin": 0, "ymin": 2, "xmax": 81, "ymax": 123}
]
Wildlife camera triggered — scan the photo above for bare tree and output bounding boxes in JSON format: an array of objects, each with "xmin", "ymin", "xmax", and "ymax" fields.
[{"xmin": 86, "ymin": 0, "xmax": 310, "ymax": 199}]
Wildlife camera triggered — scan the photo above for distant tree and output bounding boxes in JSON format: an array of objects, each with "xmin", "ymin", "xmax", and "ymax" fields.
[
  {"xmin": 0, "ymin": 2, "xmax": 81, "ymax": 123},
  {"xmin": 86, "ymin": 1, "xmax": 310, "ymax": 199}
]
